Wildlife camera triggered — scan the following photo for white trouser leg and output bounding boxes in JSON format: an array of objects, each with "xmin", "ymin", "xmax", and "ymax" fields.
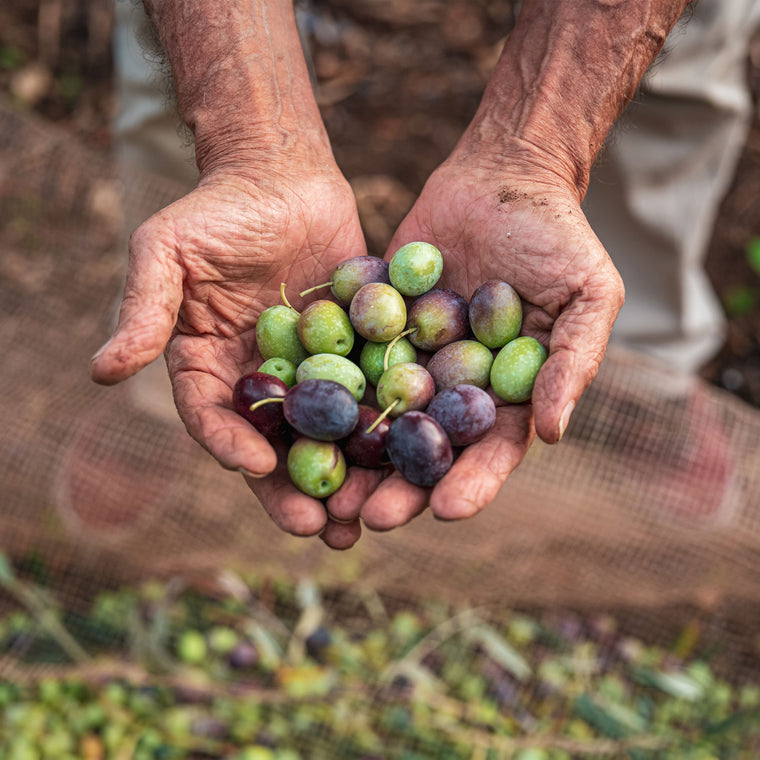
[
  {"xmin": 584, "ymin": 0, "xmax": 760, "ymax": 374},
  {"xmin": 112, "ymin": 0, "xmax": 198, "ymax": 192}
]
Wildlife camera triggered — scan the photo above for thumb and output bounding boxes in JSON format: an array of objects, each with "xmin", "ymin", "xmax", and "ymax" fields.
[
  {"xmin": 90, "ymin": 224, "xmax": 183, "ymax": 385},
  {"xmin": 531, "ymin": 295, "xmax": 621, "ymax": 444}
]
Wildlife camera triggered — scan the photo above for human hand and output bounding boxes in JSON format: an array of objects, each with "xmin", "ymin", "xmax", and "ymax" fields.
[
  {"xmin": 328, "ymin": 0, "xmax": 693, "ymax": 534},
  {"xmin": 327, "ymin": 153, "xmax": 624, "ymax": 531},
  {"xmin": 90, "ymin": 164, "xmax": 368, "ymax": 549}
]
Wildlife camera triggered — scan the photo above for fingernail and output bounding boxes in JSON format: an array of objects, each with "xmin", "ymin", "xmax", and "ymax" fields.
[
  {"xmin": 326, "ymin": 512, "xmax": 356, "ymax": 525},
  {"xmin": 237, "ymin": 467, "xmax": 266, "ymax": 479},
  {"xmin": 558, "ymin": 400, "xmax": 575, "ymax": 441},
  {"xmin": 89, "ymin": 339, "xmax": 112, "ymax": 367}
]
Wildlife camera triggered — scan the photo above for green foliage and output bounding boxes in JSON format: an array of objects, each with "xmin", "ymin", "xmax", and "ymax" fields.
[
  {"xmin": 723, "ymin": 285, "xmax": 759, "ymax": 316},
  {"xmin": 745, "ymin": 236, "xmax": 760, "ymax": 277},
  {"xmin": 57, "ymin": 72, "xmax": 84, "ymax": 105},
  {"xmin": 0, "ymin": 573, "xmax": 757, "ymax": 759},
  {"xmin": 0, "ymin": 552, "xmax": 15, "ymax": 585},
  {"xmin": 0, "ymin": 45, "xmax": 25, "ymax": 71}
]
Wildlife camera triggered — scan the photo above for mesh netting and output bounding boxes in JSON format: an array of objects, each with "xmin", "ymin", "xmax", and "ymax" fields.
[{"xmin": 2, "ymin": 97, "xmax": 760, "ymax": 756}]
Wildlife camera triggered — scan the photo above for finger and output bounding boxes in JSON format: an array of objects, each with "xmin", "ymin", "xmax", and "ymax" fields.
[
  {"xmin": 172, "ymin": 364, "xmax": 280, "ymax": 476},
  {"xmin": 242, "ymin": 460, "xmax": 329, "ymax": 538},
  {"xmin": 320, "ymin": 518, "xmax": 362, "ymax": 550},
  {"xmin": 91, "ymin": 221, "xmax": 184, "ymax": 385},
  {"xmin": 326, "ymin": 466, "xmax": 389, "ymax": 523},
  {"xmin": 430, "ymin": 405, "xmax": 534, "ymax": 521},
  {"xmin": 360, "ymin": 472, "xmax": 429, "ymax": 532},
  {"xmin": 532, "ymin": 274, "xmax": 623, "ymax": 444},
  {"xmin": 165, "ymin": 330, "xmax": 283, "ymax": 475}
]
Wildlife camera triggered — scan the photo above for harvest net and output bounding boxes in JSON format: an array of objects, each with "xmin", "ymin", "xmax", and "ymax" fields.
[
  {"xmin": 2, "ymin": 1, "xmax": 760, "ymax": 752},
  {"xmin": 2, "ymin": 96, "xmax": 760, "ymax": 758}
]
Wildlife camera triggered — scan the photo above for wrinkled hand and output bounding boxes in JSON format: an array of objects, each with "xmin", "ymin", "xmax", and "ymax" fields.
[
  {"xmin": 90, "ymin": 165, "xmax": 367, "ymax": 549},
  {"xmin": 328, "ymin": 155, "xmax": 624, "ymax": 531}
]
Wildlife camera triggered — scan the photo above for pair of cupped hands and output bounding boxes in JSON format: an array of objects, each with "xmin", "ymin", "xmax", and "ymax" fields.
[{"xmin": 89, "ymin": 133, "xmax": 624, "ymax": 550}]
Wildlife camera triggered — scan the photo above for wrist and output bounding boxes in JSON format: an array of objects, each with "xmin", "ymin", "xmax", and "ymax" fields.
[
  {"xmin": 454, "ymin": 0, "xmax": 690, "ymax": 199},
  {"xmin": 191, "ymin": 115, "xmax": 333, "ymax": 179},
  {"xmin": 143, "ymin": 0, "xmax": 332, "ymax": 175}
]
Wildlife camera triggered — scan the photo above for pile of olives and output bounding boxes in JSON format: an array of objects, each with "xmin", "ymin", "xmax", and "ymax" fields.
[{"xmin": 233, "ymin": 242, "xmax": 547, "ymax": 497}]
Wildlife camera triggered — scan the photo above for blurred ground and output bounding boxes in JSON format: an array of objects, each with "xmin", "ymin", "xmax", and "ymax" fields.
[{"xmin": 1, "ymin": 0, "xmax": 759, "ymax": 406}]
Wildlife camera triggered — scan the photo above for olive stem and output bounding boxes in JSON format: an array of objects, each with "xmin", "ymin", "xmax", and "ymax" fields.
[
  {"xmin": 280, "ymin": 283, "xmax": 299, "ymax": 314},
  {"xmin": 298, "ymin": 281, "xmax": 331, "ymax": 298},
  {"xmin": 249, "ymin": 397, "xmax": 285, "ymax": 413},
  {"xmin": 383, "ymin": 328, "xmax": 417, "ymax": 371},
  {"xmin": 365, "ymin": 398, "xmax": 401, "ymax": 434}
]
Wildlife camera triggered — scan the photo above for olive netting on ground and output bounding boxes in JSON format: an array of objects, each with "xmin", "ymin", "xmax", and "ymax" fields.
[{"xmin": 2, "ymin": 99, "xmax": 760, "ymax": 758}]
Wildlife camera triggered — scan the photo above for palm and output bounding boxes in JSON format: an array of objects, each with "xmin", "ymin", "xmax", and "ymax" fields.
[
  {"xmin": 167, "ymin": 175, "xmax": 364, "ymax": 333},
  {"xmin": 399, "ymin": 165, "xmax": 623, "ymax": 358},
  {"xmin": 346, "ymin": 162, "xmax": 624, "ymax": 529},
  {"xmin": 92, "ymin": 168, "xmax": 368, "ymax": 547}
]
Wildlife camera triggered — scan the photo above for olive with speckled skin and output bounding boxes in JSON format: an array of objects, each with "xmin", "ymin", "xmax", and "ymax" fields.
[
  {"xmin": 389, "ymin": 241, "xmax": 443, "ymax": 296},
  {"xmin": 359, "ymin": 337, "xmax": 417, "ymax": 386},
  {"xmin": 255, "ymin": 305, "xmax": 308, "ymax": 365},
  {"xmin": 426, "ymin": 339, "xmax": 493, "ymax": 391},
  {"xmin": 297, "ymin": 300, "xmax": 354, "ymax": 356},
  {"xmin": 490, "ymin": 336, "xmax": 547, "ymax": 403},
  {"xmin": 406, "ymin": 288, "xmax": 469, "ymax": 352},
  {"xmin": 349, "ymin": 282, "xmax": 407, "ymax": 343},
  {"xmin": 469, "ymin": 279, "xmax": 523, "ymax": 348},
  {"xmin": 376, "ymin": 362, "xmax": 435, "ymax": 417},
  {"xmin": 287, "ymin": 438, "xmax": 346, "ymax": 498},
  {"xmin": 330, "ymin": 256, "xmax": 391, "ymax": 304},
  {"xmin": 296, "ymin": 353, "xmax": 366, "ymax": 402},
  {"xmin": 257, "ymin": 357, "xmax": 297, "ymax": 388}
]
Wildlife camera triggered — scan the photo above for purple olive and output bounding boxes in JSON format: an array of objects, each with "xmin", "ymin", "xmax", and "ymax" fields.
[
  {"xmin": 386, "ymin": 411, "xmax": 453, "ymax": 487},
  {"xmin": 342, "ymin": 405, "xmax": 391, "ymax": 468},
  {"xmin": 407, "ymin": 288, "xmax": 469, "ymax": 352},
  {"xmin": 426, "ymin": 384, "xmax": 496, "ymax": 446},
  {"xmin": 232, "ymin": 372, "xmax": 289, "ymax": 437}
]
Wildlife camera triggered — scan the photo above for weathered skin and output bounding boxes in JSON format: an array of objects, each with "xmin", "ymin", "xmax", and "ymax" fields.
[{"xmin": 89, "ymin": 0, "xmax": 691, "ymax": 545}]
